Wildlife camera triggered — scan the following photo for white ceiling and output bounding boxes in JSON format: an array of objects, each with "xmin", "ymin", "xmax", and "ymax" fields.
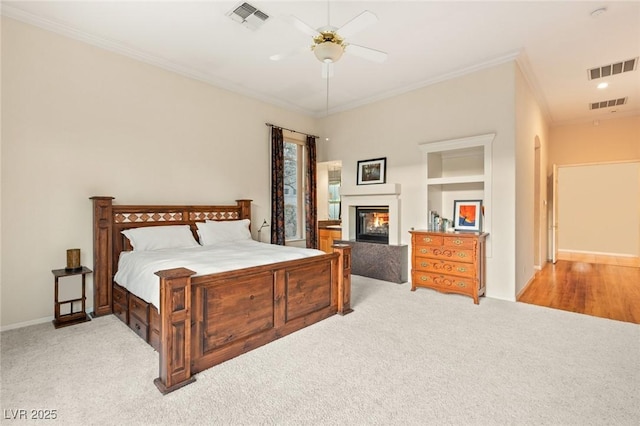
[{"xmin": 3, "ymin": 1, "xmax": 640, "ymax": 124}]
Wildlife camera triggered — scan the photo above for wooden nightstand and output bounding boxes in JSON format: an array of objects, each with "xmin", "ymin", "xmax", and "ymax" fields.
[{"xmin": 52, "ymin": 266, "xmax": 92, "ymax": 328}]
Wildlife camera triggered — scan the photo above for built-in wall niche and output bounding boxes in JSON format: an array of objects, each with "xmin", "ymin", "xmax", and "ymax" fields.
[{"xmin": 419, "ymin": 133, "xmax": 494, "ymax": 257}]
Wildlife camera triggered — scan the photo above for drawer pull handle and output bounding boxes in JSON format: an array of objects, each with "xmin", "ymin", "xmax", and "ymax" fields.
[
  {"xmin": 457, "ymin": 282, "xmax": 466, "ymax": 288},
  {"xmin": 434, "ymin": 263, "xmax": 453, "ymax": 272},
  {"xmin": 420, "ymin": 262, "xmax": 429, "ymax": 267},
  {"xmin": 435, "ymin": 276, "xmax": 452, "ymax": 286},
  {"xmin": 453, "ymin": 239, "xmax": 463, "ymax": 245},
  {"xmin": 423, "ymin": 237, "xmax": 432, "ymax": 243},
  {"xmin": 420, "ymin": 276, "xmax": 429, "ymax": 281},
  {"xmin": 434, "ymin": 249, "xmax": 453, "ymax": 257},
  {"xmin": 420, "ymin": 248, "xmax": 428, "ymax": 254},
  {"xmin": 457, "ymin": 267, "xmax": 467, "ymax": 272},
  {"xmin": 457, "ymin": 252, "xmax": 467, "ymax": 258}
]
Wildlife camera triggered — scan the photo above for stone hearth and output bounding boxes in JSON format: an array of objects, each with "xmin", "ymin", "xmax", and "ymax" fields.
[
  {"xmin": 337, "ymin": 183, "xmax": 406, "ymax": 283},
  {"xmin": 335, "ymin": 240, "xmax": 408, "ymax": 284}
]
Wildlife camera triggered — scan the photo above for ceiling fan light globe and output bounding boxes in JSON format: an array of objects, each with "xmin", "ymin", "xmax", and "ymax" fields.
[{"xmin": 313, "ymin": 42, "xmax": 344, "ymax": 63}]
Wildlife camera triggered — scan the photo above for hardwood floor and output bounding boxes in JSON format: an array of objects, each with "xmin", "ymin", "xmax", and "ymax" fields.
[{"xmin": 518, "ymin": 260, "xmax": 640, "ymax": 324}]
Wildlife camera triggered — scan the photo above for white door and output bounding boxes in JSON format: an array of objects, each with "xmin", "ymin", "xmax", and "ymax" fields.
[{"xmin": 551, "ymin": 164, "xmax": 559, "ymax": 263}]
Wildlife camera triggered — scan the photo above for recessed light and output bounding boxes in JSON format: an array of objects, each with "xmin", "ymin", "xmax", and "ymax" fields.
[{"xmin": 597, "ymin": 82, "xmax": 609, "ymax": 89}]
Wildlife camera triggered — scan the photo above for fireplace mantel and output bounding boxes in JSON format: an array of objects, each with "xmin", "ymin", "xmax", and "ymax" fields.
[
  {"xmin": 340, "ymin": 183, "xmax": 401, "ymax": 245},
  {"xmin": 340, "ymin": 183, "xmax": 400, "ymax": 197}
]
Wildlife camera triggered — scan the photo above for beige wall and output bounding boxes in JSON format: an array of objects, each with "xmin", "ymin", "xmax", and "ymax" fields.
[
  {"xmin": 558, "ymin": 162, "xmax": 639, "ymax": 256},
  {"xmin": 1, "ymin": 18, "xmax": 317, "ymax": 328},
  {"xmin": 549, "ymin": 115, "xmax": 640, "ymax": 167},
  {"xmin": 318, "ymin": 62, "xmax": 519, "ymax": 301},
  {"xmin": 1, "ymin": 16, "xmax": 563, "ymax": 327},
  {"xmin": 515, "ymin": 64, "xmax": 549, "ymax": 295},
  {"xmin": 549, "ymin": 115, "xmax": 640, "ymax": 260}
]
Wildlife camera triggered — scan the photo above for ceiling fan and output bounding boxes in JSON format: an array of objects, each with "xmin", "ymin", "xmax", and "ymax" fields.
[{"xmin": 270, "ymin": 9, "xmax": 388, "ymax": 75}]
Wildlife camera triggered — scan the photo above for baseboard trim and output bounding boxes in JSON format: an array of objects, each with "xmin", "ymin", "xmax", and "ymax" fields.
[
  {"xmin": 1, "ymin": 306, "xmax": 94, "ymax": 332},
  {"xmin": 1, "ymin": 316, "xmax": 53, "ymax": 332},
  {"xmin": 557, "ymin": 250, "xmax": 640, "ymax": 267},
  {"xmin": 517, "ymin": 270, "xmax": 540, "ymax": 301}
]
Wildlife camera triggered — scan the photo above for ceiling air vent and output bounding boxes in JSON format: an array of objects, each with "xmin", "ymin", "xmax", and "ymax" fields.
[
  {"xmin": 589, "ymin": 97, "xmax": 627, "ymax": 110},
  {"xmin": 227, "ymin": 2, "xmax": 269, "ymax": 31},
  {"xmin": 588, "ymin": 58, "xmax": 637, "ymax": 80}
]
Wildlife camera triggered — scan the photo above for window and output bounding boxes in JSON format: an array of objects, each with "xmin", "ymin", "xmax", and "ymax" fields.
[
  {"xmin": 328, "ymin": 165, "xmax": 341, "ymax": 220},
  {"xmin": 283, "ymin": 139, "xmax": 305, "ymax": 240}
]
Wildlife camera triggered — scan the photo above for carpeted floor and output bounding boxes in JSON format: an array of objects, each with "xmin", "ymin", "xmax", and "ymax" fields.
[{"xmin": 1, "ymin": 276, "xmax": 639, "ymax": 425}]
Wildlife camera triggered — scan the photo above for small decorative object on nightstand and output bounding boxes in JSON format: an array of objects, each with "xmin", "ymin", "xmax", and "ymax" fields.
[{"xmin": 51, "ymin": 266, "xmax": 92, "ymax": 328}]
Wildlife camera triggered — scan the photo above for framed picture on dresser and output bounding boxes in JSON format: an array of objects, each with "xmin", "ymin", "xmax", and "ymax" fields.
[{"xmin": 453, "ymin": 200, "xmax": 482, "ymax": 232}]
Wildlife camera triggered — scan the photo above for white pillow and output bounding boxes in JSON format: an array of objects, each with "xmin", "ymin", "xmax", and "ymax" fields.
[
  {"xmin": 196, "ymin": 219, "xmax": 252, "ymax": 246},
  {"xmin": 121, "ymin": 225, "xmax": 199, "ymax": 251}
]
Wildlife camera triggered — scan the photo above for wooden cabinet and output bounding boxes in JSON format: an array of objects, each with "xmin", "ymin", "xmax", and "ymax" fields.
[
  {"xmin": 410, "ymin": 230, "xmax": 488, "ymax": 304},
  {"xmin": 319, "ymin": 227, "xmax": 342, "ymax": 253}
]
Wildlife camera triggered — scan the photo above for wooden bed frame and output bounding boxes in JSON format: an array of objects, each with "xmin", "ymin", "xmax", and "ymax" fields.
[{"xmin": 91, "ymin": 196, "xmax": 352, "ymax": 394}]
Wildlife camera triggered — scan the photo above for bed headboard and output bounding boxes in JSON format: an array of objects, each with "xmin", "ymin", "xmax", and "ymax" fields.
[{"xmin": 90, "ymin": 196, "xmax": 252, "ymax": 317}]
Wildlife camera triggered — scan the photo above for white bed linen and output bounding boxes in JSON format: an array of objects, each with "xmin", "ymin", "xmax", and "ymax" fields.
[{"xmin": 114, "ymin": 240, "xmax": 325, "ymax": 310}]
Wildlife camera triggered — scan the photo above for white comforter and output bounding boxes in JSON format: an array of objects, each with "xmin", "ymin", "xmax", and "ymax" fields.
[{"xmin": 114, "ymin": 240, "xmax": 325, "ymax": 310}]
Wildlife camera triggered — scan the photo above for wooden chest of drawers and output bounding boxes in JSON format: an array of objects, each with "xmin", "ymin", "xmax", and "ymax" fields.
[{"xmin": 409, "ymin": 230, "xmax": 488, "ymax": 304}]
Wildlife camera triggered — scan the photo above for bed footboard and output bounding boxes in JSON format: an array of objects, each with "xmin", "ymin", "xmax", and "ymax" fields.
[{"xmin": 153, "ymin": 245, "xmax": 351, "ymax": 394}]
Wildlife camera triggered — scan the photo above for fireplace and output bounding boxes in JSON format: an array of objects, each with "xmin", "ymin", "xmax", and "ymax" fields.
[{"xmin": 355, "ymin": 206, "xmax": 389, "ymax": 244}]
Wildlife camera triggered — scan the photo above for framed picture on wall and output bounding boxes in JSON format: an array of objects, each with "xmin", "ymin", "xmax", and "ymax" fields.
[
  {"xmin": 453, "ymin": 200, "xmax": 483, "ymax": 232},
  {"xmin": 357, "ymin": 157, "xmax": 386, "ymax": 185}
]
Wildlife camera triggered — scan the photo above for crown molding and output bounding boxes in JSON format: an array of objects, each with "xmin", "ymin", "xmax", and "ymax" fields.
[
  {"xmin": 514, "ymin": 51, "xmax": 553, "ymax": 124},
  {"xmin": 1, "ymin": 5, "xmax": 315, "ymax": 117},
  {"xmin": 318, "ymin": 50, "xmax": 523, "ymax": 117},
  {"xmin": 4, "ymin": 6, "xmax": 586, "ymax": 123}
]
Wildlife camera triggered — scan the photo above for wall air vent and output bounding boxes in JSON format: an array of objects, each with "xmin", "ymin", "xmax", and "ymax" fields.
[
  {"xmin": 227, "ymin": 2, "xmax": 269, "ymax": 31},
  {"xmin": 588, "ymin": 58, "xmax": 637, "ymax": 80},
  {"xmin": 589, "ymin": 97, "xmax": 627, "ymax": 110}
]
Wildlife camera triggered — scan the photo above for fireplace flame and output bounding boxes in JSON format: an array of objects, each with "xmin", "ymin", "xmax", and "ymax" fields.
[{"xmin": 373, "ymin": 213, "xmax": 389, "ymax": 228}]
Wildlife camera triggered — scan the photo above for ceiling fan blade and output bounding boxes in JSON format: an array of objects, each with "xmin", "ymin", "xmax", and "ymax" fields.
[
  {"xmin": 283, "ymin": 15, "xmax": 320, "ymax": 37},
  {"xmin": 270, "ymin": 46, "xmax": 310, "ymax": 62},
  {"xmin": 337, "ymin": 10, "xmax": 378, "ymax": 38},
  {"xmin": 345, "ymin": 44, "xmax": 388, "ymax": 63},
  {"xmin": 321, "ymin": 62, "xmax": 335, "ymax": 79}
]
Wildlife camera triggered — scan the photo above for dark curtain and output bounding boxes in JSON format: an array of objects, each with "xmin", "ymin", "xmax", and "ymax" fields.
[
  {"xmin": 305, "ymin": 135, "xmax": 318, "ymax": 249},
  {"xmin": 270, "ymin": 127, "xmax": 286, "ymax": 245}
]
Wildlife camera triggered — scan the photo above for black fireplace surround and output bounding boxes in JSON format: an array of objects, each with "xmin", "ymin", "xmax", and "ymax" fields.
[{"xmin": 355, "ymin": 206, "xmax": 389, "ymax": 244}]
